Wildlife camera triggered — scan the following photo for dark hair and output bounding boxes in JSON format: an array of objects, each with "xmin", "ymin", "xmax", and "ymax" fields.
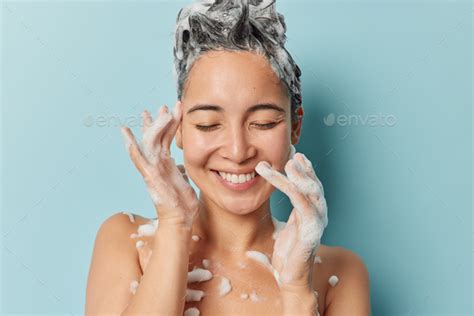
[{"xmin": 173, "ymin": 0, "xmax": 302, "ymax": 121}]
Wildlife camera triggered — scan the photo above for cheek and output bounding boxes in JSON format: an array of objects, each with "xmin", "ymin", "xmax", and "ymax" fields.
[
  {"xmin": 181, "ymin": 128, "xmax": 215, "ymax": 167},
  {"xmin": 257, "ymin": 128, "xmax": 292, "ymax": 167}
]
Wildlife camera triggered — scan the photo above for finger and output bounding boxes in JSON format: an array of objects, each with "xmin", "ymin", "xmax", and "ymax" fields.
[
  {"xmin": 142, "ymin": 105, "xmax": 174, "ymax": 162},
  {"xmin": 285, "ymin": 157, "xmax": 322, "ymax": 194},
  {"xmin": 177, "ymin": 164, "xmax": 190, "ymax": 183},
  {"xmin": 161, "ymin": 100, "xmax": 183, "ymax": 151},
  {"xmin": 141, "ymin": 109, "xmax": 153, "ymax": 134},
  {"xmin": 294, "ymin": 156, "xmax": 328, "ymax": 227},
  {"xmin": 293, "ymin": 153, "xmax": 316, "ymax": 182},
  {"xmin": 255, "ymin": 161, "xmax": 308, "ymax": 212},
  {"xmin": 121, "ymin": 126, "xmax": 148, "ymax": 175},
  {"xmin": 290, "ymin": 157, "xmax": 324, "ymax": 211},
  {"xmin": 298, "ymin": 153, "xmax": 324, "ymax": 195}
]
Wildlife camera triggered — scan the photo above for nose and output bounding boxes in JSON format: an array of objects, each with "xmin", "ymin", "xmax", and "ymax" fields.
[{"xmin": 221, "ymin": 126, "xmax": 256, "ymax": 164}]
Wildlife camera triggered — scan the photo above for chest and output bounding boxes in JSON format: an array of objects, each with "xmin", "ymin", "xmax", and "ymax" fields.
[
  {"xmin": 184, "ymin": 264, "xmax": 283, "ymax": 316},
  {"xmin": 184, "ymin": 252, "xmax": 328, "ymax": 316}
]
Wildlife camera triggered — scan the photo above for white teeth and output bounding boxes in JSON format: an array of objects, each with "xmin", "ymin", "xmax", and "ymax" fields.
[{"xmin": 217, "ymin": 171, "xmax": 256, "ymax": 184}]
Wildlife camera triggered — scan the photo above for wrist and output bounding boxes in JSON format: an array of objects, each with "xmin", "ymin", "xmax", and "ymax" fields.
[
  {"xmin": 155, "ymin": 217, "xmax": 193, "ymax": 243},
  {"xmin": 281, "ymin": 287, "xmax": 319, "ymax": 316},
  {"xmin": 157, "ymin": 214, "xmax": 194, "ymax": 231}
]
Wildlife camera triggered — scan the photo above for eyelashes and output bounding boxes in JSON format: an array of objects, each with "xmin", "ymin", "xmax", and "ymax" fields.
[{"xmin": 195, "ymin": 122, "xmax": 278, "ymax": 132}]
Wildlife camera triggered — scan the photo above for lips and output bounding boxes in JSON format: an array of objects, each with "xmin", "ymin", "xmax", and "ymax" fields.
[{"xmin": 211, "ymin": 170, "xmax": 259, "ymax": 191}]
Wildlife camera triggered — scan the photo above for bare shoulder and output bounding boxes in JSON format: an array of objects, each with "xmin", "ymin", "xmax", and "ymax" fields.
[
  {"xmin": 85, "ymin": 211, "xmax": 144, "ymax": 313},
  {"xmin": 321, "ymin": 245, "xmax": 371, "ymax": 316}
]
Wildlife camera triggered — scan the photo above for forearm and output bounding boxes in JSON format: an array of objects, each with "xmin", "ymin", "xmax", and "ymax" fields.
[
  {"xmin": 281, "ymin": 287, "xmax": 319, "ymax": 316},
  {"xmin": 122, "ymin": 221, "xmax": 192, "ymax": 315}
]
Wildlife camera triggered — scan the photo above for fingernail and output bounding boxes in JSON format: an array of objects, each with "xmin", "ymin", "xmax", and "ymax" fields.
[
  {"xmin": 255, "ymin": 161, "xmax": 272, "ymax": 177},
  {"xmin": 302, "ymin": 154, "xmax": 313, "ymax": 166},
  {"xmin": 173, "ymin": 101, "xmax": 181, "ymax": 118}
]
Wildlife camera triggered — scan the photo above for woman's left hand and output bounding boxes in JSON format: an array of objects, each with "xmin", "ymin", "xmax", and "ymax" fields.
[{"xmin": 255, "ymin": 153, "xmax": 328, "ymax": 294}]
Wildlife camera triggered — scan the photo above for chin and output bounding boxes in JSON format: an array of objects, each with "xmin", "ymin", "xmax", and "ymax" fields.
[{"xmin": 216, "ymin": 194, "xmax": 269, "ymax": 215}]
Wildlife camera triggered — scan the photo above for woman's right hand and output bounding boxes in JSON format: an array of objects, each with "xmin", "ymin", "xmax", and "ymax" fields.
[{"xmin": 121, "ymin": 100, "xmax": 199, "ymax": 228}]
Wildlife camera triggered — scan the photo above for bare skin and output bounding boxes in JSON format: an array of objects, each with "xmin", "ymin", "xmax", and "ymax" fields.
[
  {"xmin": 131, "ymin": 214, "xmax": 336, "ymax": 315},
  {"xmin": 85, "ymin": 50, "xmax": 371, "ymax": 315}
]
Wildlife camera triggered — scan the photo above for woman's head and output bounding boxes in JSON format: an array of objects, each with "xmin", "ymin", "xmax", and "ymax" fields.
[
  {"xmin": 173, "ymin": 0, "xmax": 304, "ymax": 214},
  {"xmin": 173, "ymin": 0, "xmax": 302, "ymax": 122}
]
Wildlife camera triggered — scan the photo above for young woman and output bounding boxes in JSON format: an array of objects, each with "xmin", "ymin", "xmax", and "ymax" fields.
[{"xmin": 85, "ymin": 1, "xmax": 370, "ymax": 315}]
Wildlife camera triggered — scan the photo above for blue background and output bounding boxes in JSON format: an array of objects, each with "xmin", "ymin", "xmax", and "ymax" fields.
[{"xmin": 1, "ymin": 0, "xmax": 472, "ymax": 314}]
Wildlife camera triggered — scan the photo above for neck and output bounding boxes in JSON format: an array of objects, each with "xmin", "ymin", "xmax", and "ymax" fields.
[{"xmin": 192, "ymin": 193, "xmax": 276, "ymax": 255}]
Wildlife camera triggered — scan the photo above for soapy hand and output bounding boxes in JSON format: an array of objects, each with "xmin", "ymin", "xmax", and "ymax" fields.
[
  {"xmin": 255, "ymin": 153, "xmax": 328, "ymax": 292},
  {"xmin": 121, "ymin": 101, "xmax": 199, "ymax": 228}
]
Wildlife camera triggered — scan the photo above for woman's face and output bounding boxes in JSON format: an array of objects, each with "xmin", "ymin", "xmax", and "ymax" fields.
[{"xmin": 176, "ymin": 50, "xmax": 302, "ymax": 214}]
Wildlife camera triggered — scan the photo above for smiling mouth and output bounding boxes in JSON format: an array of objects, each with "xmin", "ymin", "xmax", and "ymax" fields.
[{"xmin": 211, "ymin": 169, "xmax": 260, "ymax": 185}]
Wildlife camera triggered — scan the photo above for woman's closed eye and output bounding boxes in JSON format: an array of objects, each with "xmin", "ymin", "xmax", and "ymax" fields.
[{"xmin": 195, "ymin": 122, "xmax": 279, "ymax": 132}]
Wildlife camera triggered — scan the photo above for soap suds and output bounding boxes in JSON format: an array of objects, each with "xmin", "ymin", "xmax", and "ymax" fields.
[
  {"xmin": 191, "ymin": 234, "xmax": 200, "ymax": 241},
  {"xmin": 218, "ymin": 276, "xmax": 232, "ymax": 296},
  {"xmin": 237, "ymin": 261, "xmax": 247, "ymax": 269},
  {"xmin": 273, "ymin": 269, "xmax": 280, "ymax": 286},
  {"xmin": 135, "ymin": 240, "xmax": 144, "ymax": 249},
  {"xmin": 249, "ymin": 290, "xmax": 261, "ymax": 302},
  {"xmin": 202, "ymin": 259, "xmax": 210, "ymax": 269},
  {"xmin": 257, "ymin": 154, "xmax": 329, "ymax": 288},
  {"xmin": 130, "ymin": 233, "xmax": 139, "ymax": 239},
  {"xmin": 129, "ymin": 280, "xmax": 139, "ymax": 295},
  {"xmin": 186, "ymin": 288, "xmax": 205, "ymax": 302},
  {"xmin": 184, "ymin": 307, "xmax": 200, "ymax": 316},
  {"xmin": 245, "ymin": 250, "xmax": 282, "ymax": 286},
  {"xmin": 187, "ymin": 268, "xmax": 213, "ymax": 283},
  {"xmin": 122, "ymin": 211, "xmax": 135, "ymax": 223},
  {"xmin": 240, "ymin": 293, "xmax": 249, "ymax": 300},
  {"xmin": 271, "ymin": 216, "xmax": 286, "ymax": 240},
  {"xmin": 314, "ymin": 256, "xmax": 322, "ymax": 264},
  {"xmin": 136, "ymin": 219, "xmax": 159, "ymax": 237},
  {"xmin": 245, "ymin": 250, "xmax": 273, "ymax": 271},
  {"xmin": 141, "ymin": 110, "xmax": 173, "ymax": 164},
  {"xmin": 328, "ymin": 275, "xmax": 339, "ymax": 287}
]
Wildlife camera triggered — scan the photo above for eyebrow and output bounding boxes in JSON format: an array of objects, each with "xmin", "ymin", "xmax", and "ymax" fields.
[{"xmin": 187, "ymin": 103, "xmax": 286, "ymax": 114}]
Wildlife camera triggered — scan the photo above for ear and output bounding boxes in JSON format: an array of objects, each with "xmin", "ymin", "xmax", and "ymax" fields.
[{"xmin": 291, "ymin": 106, "xmax": 304, "ymax": 145}]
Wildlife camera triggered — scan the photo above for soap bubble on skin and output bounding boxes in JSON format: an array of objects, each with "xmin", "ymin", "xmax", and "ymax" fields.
[
  {"xmin": 249, "ymin": 290, "xmax": 264, "ymax": 302},
  {"xmin": 184, "ymin": 307, "xmax": 200, "ymax": 316},
  {"xmin": 240, "ymin": 293, "xmax": 249, "ymax": 300},
  {"xmin": 122, "ymin": 211, "xmax": 135, "ymax": 223},
  {"xmin": 202, "ymin": 259, "xmax": 211, "ymax": 269},
  {"xmin": 218, "ymin": 276, "xmax": 232, "ymax": 296},
  {"xmin": 271, "ymin": 216, "xmax": 286, "ymax": 240},
  {"xmin": 314, "ymin": 256, "xmax": 322, "ymax": 264},
  {"xmin": 237, "ymin": 261, "xmax": 247, "ymax": 269},
  {"xmin": 129, "ymin": 280, "xmax": 139, "ymax": 295},
  {"xmin": 328, "ymin": 275, "xmax": 339, "ymax": 287},
  {"xmin": 245, "ymin": 250, "xmax": 273, "ymax": 271},
  {"xmin": 186, "ymin": 288, "xmax": 205, "ymax": 302},
  {"xmin": 187, "ymin": 268, "xmax": 213, "ymax": 283},
  {"xmin": 136, "ymin": 219, "xmax": 159, "ymax": 237},
  {"xmin": 135, "ymin": 240, "xmax": 144, "ymax": 249}
]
